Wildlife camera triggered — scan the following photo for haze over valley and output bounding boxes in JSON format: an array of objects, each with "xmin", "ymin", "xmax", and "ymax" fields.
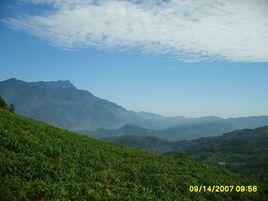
[{"xmin": 1, "ymin": 78, "xmax": 268, "ymax": 141}]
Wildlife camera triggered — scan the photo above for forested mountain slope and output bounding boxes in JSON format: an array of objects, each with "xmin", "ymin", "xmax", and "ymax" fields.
[
  {"xmin": 0, "ymin": 108, "xmax": 266, "ymax": 200},
  {"xmin": 172, "ymin": 126, "xmax": 268, "ymax": 184},
  {"xmin": 106, "ymin": 127, "xmax": 268, "ymax": 183}
]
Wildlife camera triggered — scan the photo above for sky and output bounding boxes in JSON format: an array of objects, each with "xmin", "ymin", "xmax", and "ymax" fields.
[{"xmin": 0, "ymin": 0, "xmax": 268, "ymax": 118}]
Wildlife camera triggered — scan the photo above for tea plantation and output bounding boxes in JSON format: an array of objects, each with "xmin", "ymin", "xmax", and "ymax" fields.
[{"xmin": 0, "ymin": 108, "xmax": 266, "ymax": 200}]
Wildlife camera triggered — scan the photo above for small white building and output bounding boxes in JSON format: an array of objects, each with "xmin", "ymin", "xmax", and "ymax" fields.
[{"xmin": 218, "ymin": 162, "xmax": 226, "ymax": 166}]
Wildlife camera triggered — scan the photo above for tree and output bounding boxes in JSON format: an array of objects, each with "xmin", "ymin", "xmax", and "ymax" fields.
[
  {"xmin": 9, "ymin": 104, "xmax": 15, "ymax": 113},
  {"xmin": 0, "ymin": 96, "xmax": 7, "ymax": 108}
]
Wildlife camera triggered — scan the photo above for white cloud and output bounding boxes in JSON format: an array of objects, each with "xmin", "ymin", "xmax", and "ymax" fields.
[{"xmin": 5, "ymin": 0, "xmax": 268, "ymax": 61}]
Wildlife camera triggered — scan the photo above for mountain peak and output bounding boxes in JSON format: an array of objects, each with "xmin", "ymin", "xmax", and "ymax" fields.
[
  {"xmin": 31, "ymin": 80, "xmax": 75, "ymax": 89},
  {"xmin": 7, "ymin": 78, "xmax": 18, "ymax": 81},
  {"xmin": 1, "ymin": 78, "xmax": 75, "ymax": 89},
  {"xmin": 2, "ymin": 78, "xmax": 22, "ymax": 83}
]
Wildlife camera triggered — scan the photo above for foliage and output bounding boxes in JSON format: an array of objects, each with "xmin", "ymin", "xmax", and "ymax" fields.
[
  {"xmin": 107, "ymin": 127, "xmax": 268, "ymax": 184},
  {"xmin": 0, "ymin": 109, "xmax": 266, "ymax": 200},
  {"xmin": 177, "ymin": 127, "xmax": 268, "ymax": 184},
  {"xmin": 0, "ymin": 96, "xmax": 15, "ymax": 112},
  {"xmin": 9, "ymin": 104, "xmax": 15, "ymax": 113},
  {"xmin": 0, "ymin": 96, "xmax": 7, "ymax": 108},
  {"xmin": 104, "ymin": 135, "xmax": 171, "ymax": 152}
]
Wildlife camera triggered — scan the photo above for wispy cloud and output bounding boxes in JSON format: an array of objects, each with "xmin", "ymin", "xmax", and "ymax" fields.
[{"xmin": 4, "ymin": 0, "xmax": 268, "ymax": 62}]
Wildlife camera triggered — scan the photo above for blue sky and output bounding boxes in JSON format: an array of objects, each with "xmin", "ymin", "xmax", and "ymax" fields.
[{"xmin": 1, "ymin": 0, "xmax": 268, "ymax": 117}]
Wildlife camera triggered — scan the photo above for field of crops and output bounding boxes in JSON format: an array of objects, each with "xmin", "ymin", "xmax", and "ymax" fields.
[{"xmin": 0, "ymin": 108, "xmax": 266, "ymax": 200}]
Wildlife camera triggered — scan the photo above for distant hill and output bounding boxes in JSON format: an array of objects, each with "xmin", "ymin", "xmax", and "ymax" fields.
[
  {"xmin": 90, "ymin": 124, "xmax": 157, "ymax": 138},
  {"xmin": 1, "ymin": 108, "xmax": 266, "ymax": 200},
  {"xmin": 90, "ymin": 122, "xmax": 235, "ymax": 141},
  {"xmin": 105, "ymin": 126, "xmax": 268, "ymax": 183},
  {"xmin": 173, "ymin": 126, "xmax": 268, "ymax": 184},
  {"xmin": 158, "ymin": 121, "xmax": 235, "ymax": 141},
  {"xmin": 140, "ymin": 115, "xmax": 226, "ymax": 130},
  {"xmin": 1, "ymin": 78, "xmax": 268, "ymax": 140},
  {"xmin": 226, "ymin": 116, "xmax": 268, "ymax": 129},
  {"xmin": 104, "ymin": 135, "xmax": 172, "ymax": 153}
]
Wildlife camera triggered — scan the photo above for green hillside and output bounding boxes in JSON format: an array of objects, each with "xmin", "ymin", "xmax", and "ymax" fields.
[
  {"xmin": 173, "ymin": 127, "xmax": 268, "ymax": 184},
  {"xmin": 0, "ymin": 108, "xmax": 266, "ymax": 200},
  {"xmin": 105, "ymin": 127, "xmax": 268, "ymax": 184}
]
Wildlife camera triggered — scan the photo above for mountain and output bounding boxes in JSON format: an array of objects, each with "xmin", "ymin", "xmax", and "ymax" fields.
[
  {"xmin": 90, "ymin": 121, "xmax": 235, "ymax": 141},
  {"xmin": 137, "ymin": 111, "xmax": 165, "ymax": 121},
  {"xmin": 1, "ymin": 78, "xmax": 268, "ymax": 140},
  {"xmin": 141, "ymin": 115, "xmax": 226, "ymax": 130},
  {"xmin": 89, "ymin": 124, "xmax": 157, "ymax": 138},
  {"xmin": 0, "ymin": 78, "xmax": 145, "ymax": 131},
  {"xmin": 0, "ymin": 108, "xmax": 266, "ymax": 200},
  {"xmin": 171, "ymin": 126, "xmax": 268, "ymax": 183},
  {"xmin": 104, "ymin": 135, "xmax": 172, "ymax": 153},
  {"xmin": 104, "ymin": 126, "xmax": 268, "ymax": 183},
  {"xmin": 158, "ymin": 121, "xmax": 235, "ymax": 141},
  {"xmin": 227, "ymin": 116, "xmax": 268, "ymax": 129},
  {"xmin": 140, "ymin": 115, "xmax": 268, "ymax": 130}
]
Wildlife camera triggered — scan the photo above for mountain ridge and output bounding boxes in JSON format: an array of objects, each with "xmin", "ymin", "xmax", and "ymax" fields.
[
  {"xmin": 1, "ymin": 78, "xmax": 268, "ymax": 139},
  {"xmin": 89, "ymin": 121, "xmax": 235, "ymax": 141},
  {"xmin": 0, "ymin": 78, "xmax": 144, "ymax": 131}
]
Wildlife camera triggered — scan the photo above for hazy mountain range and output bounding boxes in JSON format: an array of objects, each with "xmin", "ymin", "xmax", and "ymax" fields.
[
  {"xmin": 104, "ymin": 126, "xmax": 268, "ymax": 183},
  {"xmin": 1, "ymin": 78, "xmax": 268, "ymax": 140},
  {"xmin": 89, "ymin": 122, "xmax": 235, "ymax": 141}
]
